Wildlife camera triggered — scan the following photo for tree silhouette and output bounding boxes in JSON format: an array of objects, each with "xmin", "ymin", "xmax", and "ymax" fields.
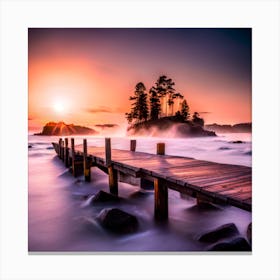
[
  {"xmin": 181, "ymin": 99, "xmax": 190, "ymax": 121},
  {"xmin": 137, "ymin": 83, "xmax": 149, "ymax": 121},
  {"xmin": 149, "ymin": 86, "xmax": 161, "ymax": 120},
  {"xmin": 192, "ymin": 111, "xmax": 204, "ymax": 127},
  {"xmin": 125, "ymin": 82, "xmax": 148, "ymax": 123},
  {"xmin": 170, "ymin": 92, "xmax": 184, "ymax": 116},
  {"xmin": 154, "ymin": 75, "xmax": 180, "ymax": 117}
]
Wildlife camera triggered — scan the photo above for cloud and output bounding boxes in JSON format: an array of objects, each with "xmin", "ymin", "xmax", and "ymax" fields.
[
  {"xmin": 199, "ymin": 111, "xmax": 212, "ymax": 114},
  {"xmin": 95, "ymin": 124, "xmax": 119, "ymax": 128},
  {"xmin": 86, "ymin": 106, "xmax": 126, "ymax": 114},
  {"xmin": 86, "ymin": 106, "xmax": 113, "ymax": 114}
]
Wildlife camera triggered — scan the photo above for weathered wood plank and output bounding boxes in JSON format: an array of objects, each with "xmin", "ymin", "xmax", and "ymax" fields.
[{"xmin": 70, "ymin": 142, "xmax": 252, "ymax": 212}]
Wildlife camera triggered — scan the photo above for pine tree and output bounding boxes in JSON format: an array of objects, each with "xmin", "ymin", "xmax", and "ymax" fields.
[
  {"xmin": 149, "ymin": 86, "xmax": 161, "ymax": 120},
  {"xmin": 154, "ymin": 75, "xmax": 181, "ymax": 117},
  {"xmin": 125, "ymin": 82, "xmax": 148, "ymax": 124},
  {"xmin": 181, "ymin": 99, "xmax": 190, "ymax": 121},
  {"xmin": 192, "ymin": 111, "xmax": 204, "ymax": 126},
  {"xmin": 137, "ymin": 83, "xmax": 149, "ymax": 121}
]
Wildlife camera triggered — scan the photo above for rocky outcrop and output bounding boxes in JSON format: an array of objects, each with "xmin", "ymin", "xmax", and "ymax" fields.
[
  {"xmin": 247, "ymin": 222, "xmax": 252, "ymax": 245},
  {"xmin": 97, "ymin": 208, "xmax": 138, "ymax": 234},
  {"xmin": 205, "ymin": 123, "xmax": 252, "ymax": 133},
  {"xmin": 35, "ymin": 122, "xmax": 98, "ymax": 136},
  {"xmin": 127, "ymin": 118, "xmax": 216, "ymax": 138},
  {"xmin": 197, "ymin": 223, "xmax": 239, "ymax": 242},
  {"xmin": 91, "ymin": 191, "xmax": 119, "ymax": 204},
  {"xmin": 208, "ymin": 237, "xmax": 251, "ymax": 251}
]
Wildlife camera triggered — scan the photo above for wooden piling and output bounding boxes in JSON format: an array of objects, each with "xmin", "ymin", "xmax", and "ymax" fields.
[
  {"xmin": 130, "ymin": 139, "xmax": 136, "ymax": 152},
  {"xmin": 71, "ymin": 138, "xmax": 76, "ymax": 177},
  {"xmin": 64, "ymin": 138, "xmax": 69, "ymax": 167},
  {"xmin": 105, "ymin": 138, "xmax": 112, "ymax": 166},
  {"xmin": 105, "ymin": 138, "xmax": 118, "ymax": 195},
  {"xmin": 61, "ymin": 140, "xmax": 65, "ymax": 163},
  {"xmin": 58, "ymin": 138, "xmax": 62, "ymax": 158},
  {"xmin": 154, "ymin": 178, "xmax": 168, "ymax": 220},
  {"xmin": 108, "ymin": 166, "xmax": 118, "ymax": 195},
  {"xmin": 83, "ymin": 139, "xmax": 91, "ymax": 182},
  {"xmin": 157, "ymin": 143, "xmax": 165, "ymax": 155}
]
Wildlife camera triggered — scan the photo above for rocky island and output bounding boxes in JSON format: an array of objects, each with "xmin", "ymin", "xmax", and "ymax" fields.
[
  {"xmin": 125, "ymin": 76, "xmax": 216, "ymax": 138},
  {"xmin": 205, "ymin": 123, "xmax": 252, "ymax": 133},
  {"xmin": 127, "ymin": 117, "xmax": 216, "ymax": 137},
  {"xmin": 35, "ymin": 121, "xmax": 98, "ymax": 136}
]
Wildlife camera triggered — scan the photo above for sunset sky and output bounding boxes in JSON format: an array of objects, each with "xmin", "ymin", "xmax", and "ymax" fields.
[{"xmin": 28, "ymin": 28, "xmax": 251, "ymax": 131}]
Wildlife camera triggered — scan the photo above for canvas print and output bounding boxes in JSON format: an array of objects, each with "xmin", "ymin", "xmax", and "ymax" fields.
[{"xmin": 28, "ymin": 28, "xmax": 252, "ymax": 252}]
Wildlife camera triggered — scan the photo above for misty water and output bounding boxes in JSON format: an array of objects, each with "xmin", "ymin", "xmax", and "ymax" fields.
[{"xmin": 28, "ymin": 133, "xmax": 252, "ymax": 252}]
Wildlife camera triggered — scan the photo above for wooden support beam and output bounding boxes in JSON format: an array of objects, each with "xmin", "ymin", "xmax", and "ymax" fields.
[
  {"xmin": 196, "ymin": 193, "xmax": 214, "ymax": 205},
  {"xmin": 157, "ymin": 143, "xmax": 165, "ymax": 155},
  {"xmin": 108, "ymin": 166, "xmax": 118, "ymax": 195},
  {"xmin": 64, "ymin": 138, "xmax": 69, "ymax": 167},
  {"xmin": 130, "ymin": 139, "xmax": 136, "ymax": 152},
  {"xmin": 71, "ymin": 138, "xmax": 76, "ymax": 177},
  {"xmin": 61, "ymin": 140, "xmax": 65, "ymax": 162},
  {"xmin": 105, "ymin": 138, "xmax": 118, "ymax": 194},
  {"xmin": 105, "ymin": 138, "xmax": 111, "ymax": 166},
  {"xmin": 154, "ymin": 178, "xmax": 168, "ymax": 220},
  {"xmin": 58, "ymin": 138, "xmax": 62, "ymax": 158},
  {"xmin": 83, "ymin": 139, "xmax": 91, "ymax": 182}
]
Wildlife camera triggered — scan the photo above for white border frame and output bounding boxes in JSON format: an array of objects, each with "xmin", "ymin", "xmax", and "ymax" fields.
[{"xmin": 1, "ymin": 0, "xmax": 279, "ymax": 280}]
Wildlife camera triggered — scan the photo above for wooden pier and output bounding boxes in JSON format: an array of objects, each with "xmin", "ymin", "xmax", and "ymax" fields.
[{"xmin": 52, "ymin": 138, "xmax": 252, "ymax": 220}]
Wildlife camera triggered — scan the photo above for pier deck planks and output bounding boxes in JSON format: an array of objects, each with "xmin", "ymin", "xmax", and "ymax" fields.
[{"xmin": 73, "ymin": 145, "xmax": 252, "ymax": 211}]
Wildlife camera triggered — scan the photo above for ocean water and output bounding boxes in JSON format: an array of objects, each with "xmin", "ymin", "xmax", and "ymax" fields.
[{"xmin": 28, "ymin": 133, "xmax": 252, "ymax": 252}]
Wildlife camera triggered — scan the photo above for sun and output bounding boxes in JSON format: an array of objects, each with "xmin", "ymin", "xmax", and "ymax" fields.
[{"xmin": 53, "ymin": 101, "xmax": 65, "ymax": 113}]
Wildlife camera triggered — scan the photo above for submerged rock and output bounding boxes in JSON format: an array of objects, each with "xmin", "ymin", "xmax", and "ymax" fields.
[
  {"xmin": 197, "ymin": 223, "xmax": 239, "ymax": 242},
  {"xmin": 91, "ymin": 191, "xmax": 119, "ymax": 204},
  {"xmin": 97, "ymin": 208, "xmax": 138, "ymax": 234},
  {"xmin": 231, "ymin": 140, "xmax": 244, "ymax": 144},
  {"xmin": 247, "ymin": 222, "xmax": 252, "ymax": 245},
  {"xmin": 208, "ymin": 237, "xmax": 251, "ymax": 251}
]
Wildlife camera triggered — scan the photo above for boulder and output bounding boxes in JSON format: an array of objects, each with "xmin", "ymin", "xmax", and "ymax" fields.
[
  {"xmin": 197, "ymin": 223, "xmax": 239, "ymax": 242},
  {"xmin": 208, "ymin": 237, "xmax": 251, "ymax": 251},
  {"xmin": 247, "ymin": 222, "xmax": 252, "ymax": 244},
  {"xmin": 28, "ymin": 144, "xmax": 32, "ymax": 148},
  {"xmin": 97, "ymin": 208, "xmax": 138, "ymax": 234},
  {"xmin": 91, "ymin": 190, "xmax": 119, "ymax": 204},
  {"xmin": 231, "ymin": 140, "xmax": 244, "ymax": 144}
]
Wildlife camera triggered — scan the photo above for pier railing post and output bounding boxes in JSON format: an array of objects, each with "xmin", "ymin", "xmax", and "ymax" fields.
[
  {"xmin": 64, "ymin": 138, "xmax": 69, "ymax": 167},
  {"xmin": 71, "ymin": 138, "xmax": 76, "ymax": 177},
  {"xmin": 83, "ymin": 139, "xmax": 91, "ymax": 182},
  {"xmin": 58, "ymin": 138, "xmax": 62, "ymax": 159},
  {"xmin": 105, "ymin": 138, "xmax": 118, "ymax": 195},
  {"xmin": 154, "ymin": 178, "xmax": 168, "ymax": 220},
  {"xmin": 157, "ymin": 143, "xmax": 165, "ymax": 155},
  {"xmin": 130, "ymin": 139, "xmax": 136, "ymax": 152},
  {"xmin": 61, "ymin": 140, "xmax": 65, "ymax": 163}
]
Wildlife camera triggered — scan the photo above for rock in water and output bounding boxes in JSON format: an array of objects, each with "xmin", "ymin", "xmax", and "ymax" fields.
[
  {"xmin": 208, "ymin": 237, "xmax": 251, "ymax": 251},
  {"xmin": 97, "ymin": 208, "xmax": 138, "ymax": 234},
  {"xmin": 231, "ymin": 140, "xmax": 244, "ymax": 144},
  {"xmin": 197, "ymin": 223, "xmax": 239, "ymax": 242},
  {"xmin": 247, "ymin": 222, "xmax": 252, "ymax": 245},
  {"xmin": 91, "ymin": 191, "xmax": 119, "ymax": 204}
]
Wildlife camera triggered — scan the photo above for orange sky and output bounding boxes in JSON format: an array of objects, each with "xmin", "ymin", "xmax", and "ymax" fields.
[{"xmin": 28, "ymin": 28, "xmax": 251, "ymax": 131}]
